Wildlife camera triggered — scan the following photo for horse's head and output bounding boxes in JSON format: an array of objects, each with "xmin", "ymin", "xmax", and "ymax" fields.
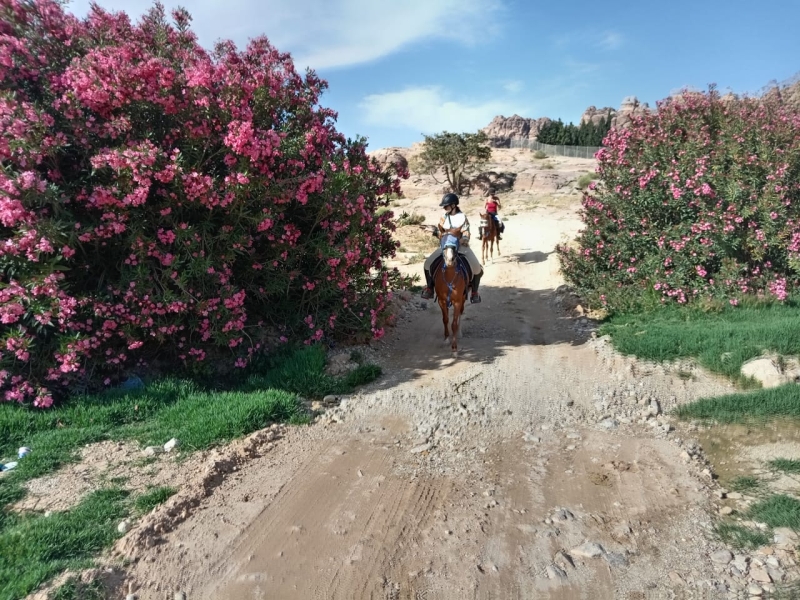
[
  {"xmin": 440, "ymin": 233, "xmax": 460, "ymax": 267},
  {"xmin": 479, "ymin": 212, "xmax": 490, "ymax": 227}
]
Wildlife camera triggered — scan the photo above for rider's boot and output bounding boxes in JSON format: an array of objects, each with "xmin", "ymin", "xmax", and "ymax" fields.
[
  {"xmin": 420, "ymin": 269, "xmax": 434, "ymax": 300},
  {"xmin": 477, "ymin": 226, "xmax": 483, "ymax": 241},
  {"xmin": 470, "ymin": 272, "xmax": 483, "ymax": 304}
]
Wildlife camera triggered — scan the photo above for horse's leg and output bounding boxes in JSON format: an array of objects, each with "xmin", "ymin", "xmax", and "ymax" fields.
[
  {"xmin": 439, "ymin": 298, "xmax": 449, "ymax": 340},
  {"xmin": 496, "ymin": 233, "xmax": 501, "ymax": 257},
  {"xmin": 451, "ymin": 299, "xmax": 461, "ymax": 351}
]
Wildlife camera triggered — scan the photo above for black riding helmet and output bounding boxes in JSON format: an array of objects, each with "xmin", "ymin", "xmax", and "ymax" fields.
[{"xmin": 440, "ymin": 193, "xmax": 459, "ymax": 207}]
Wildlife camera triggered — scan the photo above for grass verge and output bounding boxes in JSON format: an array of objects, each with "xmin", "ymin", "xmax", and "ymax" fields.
[
  {"xmin": 770, "ymin": 459, "xmax": 800, "ymax": 475},
  {"xmin": 599, "ymin": 301, "xmax": 800, "ymax": 385},
  {"xmin": 714, "ymin": 522, "xmax": 772, "ymax": 549},
  {"xmin": 748, "ymin": 494, "xmax": 800, "ymax": 529},
  {"xmin": 134, "ymin": 486, "xmax": 177, "ymax": 515},
  {"xmin": 676, "ymin": 385, "xmax": 800, "ymax": 423},
  {"xmin": 0, "ymin": 489, "xmax": 128, "ymax": 600},
  {"xmin": 0, "ymin": 343, "xmax": 381, "ymax": 599}
]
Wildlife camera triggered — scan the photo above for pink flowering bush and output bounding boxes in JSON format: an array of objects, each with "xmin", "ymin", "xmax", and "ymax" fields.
[
  {"xmin": 0, "ymin": 1, "xmax": 408, "ymax": 407},
  {"xmin": 557, "ymin": 85, "xmax": 800, "ymax": 314}
]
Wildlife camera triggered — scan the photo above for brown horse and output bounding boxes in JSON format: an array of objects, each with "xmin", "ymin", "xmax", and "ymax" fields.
[
  {"xmin": 479, "ymin": 212, "xmax": 501, "ymax": 263},
  {"xmin": 433, "ymin": 235, "xmax": 468, "ymax": 352}
]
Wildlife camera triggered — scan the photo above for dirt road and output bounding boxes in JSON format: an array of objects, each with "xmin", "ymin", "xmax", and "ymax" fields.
[{"xmin": 117, "ymin": 203, "xmax": 741, "ymax": 599}]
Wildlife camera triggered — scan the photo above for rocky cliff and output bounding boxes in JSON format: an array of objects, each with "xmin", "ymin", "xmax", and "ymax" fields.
[{"xmin": 480, "ymin": 114, "xmax": 551, "ymax": 148}]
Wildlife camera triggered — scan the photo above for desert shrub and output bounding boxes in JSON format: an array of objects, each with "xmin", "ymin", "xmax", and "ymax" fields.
[
  {"xmin": 0, "ymin": 1, "xmax": 408, "ymax": 406},
  {"xmin": 532, "ymin": 150, "xmax": 547, "ymax": 159},
  {"xmin": 576, "ymin": 172, "xmax": 599, "ymax": 190},
  {"xmin": 557, "ymin": 86, "xmax": 800, "ymax": 313},
  {"xmin": 396, "ymin": 211, "xmax": 425, "ymax": 226}
]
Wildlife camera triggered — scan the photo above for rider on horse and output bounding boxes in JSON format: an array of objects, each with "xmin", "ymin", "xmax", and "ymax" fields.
[
  {"xmin": 421, "ymin": 193, "xmax": 484, "ymax": 304},
  {"xmin": 479, "ymin": 188, "xmax": 504, "ymax": 240}
]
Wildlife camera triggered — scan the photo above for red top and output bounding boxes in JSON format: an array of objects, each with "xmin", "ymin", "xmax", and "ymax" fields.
[{"xmin": 485, "ymin": 200, "xmax": 498, "ymax": 213}]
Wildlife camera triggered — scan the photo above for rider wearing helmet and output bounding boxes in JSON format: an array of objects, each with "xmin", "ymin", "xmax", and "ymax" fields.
[{"xmin": 420, "ymin": 193, "xmax": 484, "ymax": 303}]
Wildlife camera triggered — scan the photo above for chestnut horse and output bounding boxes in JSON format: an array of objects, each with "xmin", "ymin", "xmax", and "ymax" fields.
[
  {"xmin": 479, "ymin": 212, "xmax": 501, "ymax": 263},
  {"xmin": 433, "ymin": 234, "xmax": 468, "ymax": 352}
]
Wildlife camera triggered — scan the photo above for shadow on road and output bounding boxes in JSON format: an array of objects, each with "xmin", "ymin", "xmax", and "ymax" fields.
[
  {"xmin": 509, "ymin": 250, "xmax": 554, "ymax": 265},
  {"xmin": 365, "ymin": 283, "xmax": 592, "ymax": 390}
]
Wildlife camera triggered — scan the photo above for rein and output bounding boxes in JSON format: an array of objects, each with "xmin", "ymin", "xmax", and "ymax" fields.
[{"xmin": 441, "ymin": 249, "xmax": 466, "ymax": 308}]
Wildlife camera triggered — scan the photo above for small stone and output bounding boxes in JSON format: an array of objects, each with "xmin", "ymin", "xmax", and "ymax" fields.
[
  {"xmin": 604, "ymin": 552, "xmax": 629, "ymax": 567},
  {"xmin": 649, "ymin": 399, "xmax": 661, "ymax": 416},
  {"xmin": 680, "ymin": 451, "xmax": 691, "ymax": 462},
  {"xmin": 323, "ymin": 395, "xmax": 339, "ymax": 405},
  {"xmin": 118, "ymin": 520, "xmax": 131, "ymax": 534},
  {"xmin": 546, "ymin": 564, "xmax": 567, "ymax": 581},
  {"xmin": 668, "ymin": 571, "xmax": 684, "ymax": 586},
  {"xmin": 554, "ymin": 550, "xmax": 575, "ymax": 570},
  {"xmin": 571, "ymin": 542, "xmax": 604, "ymax": 559},
  {"xmin": 774, "ymin": 527, "xmax": 798, "ymax": 546},
  {"xmin": 600, "ymin": 418, "xmax": 618, "ymax": 430},
  {"xmin": 174, "ymin": 593, "xmax": 187, "ymax": 600},
  {"xmin": 142, "ymin": 446, "xmax": 163, "ymax": 457},
  {"xmin": 410, "ymin": 443, "xmax": 431, "ymax": 454},
  {"xmin": 357, "ymin": 470, "xmax": 364, "ymax": 478},
  {"xmin": 711, "ymin": 550, "xmax": 733, "ymax": 564},
  {"xmin": 765, "ymin": 556, "xmax": 779, "ymax": 568},
  {"xmin": 164, "ymin": 438, "xmax": 180, "ymax": 453},
  {"xmin": 720, "ymin": 506, "xmax": 734, "ymax": 516},
  {"xmin": 749, "ymin": 567, "xmax": 771, "ymax": 583},
  {"xmin": 126, "ymin": 595, "xmax": 136, "ymax": 600},
  {"xmin": 727, "ymin": 492, "xmax": 742, "ymax": 500},
  {"xmin": 554, "ymin": 508, "xmax": 574, "ymax": 521},
  {"xmin": 747, "ymin": 584, "xmax": 763, "ymax": 596}
]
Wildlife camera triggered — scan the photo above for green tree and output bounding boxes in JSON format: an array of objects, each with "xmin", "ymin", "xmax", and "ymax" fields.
[{"xmin": 415, "ymin": 131, "xmax": 492, "ymax": 194}]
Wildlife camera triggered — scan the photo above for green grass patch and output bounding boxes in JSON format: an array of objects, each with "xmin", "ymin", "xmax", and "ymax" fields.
[
  {"xmin": 676, "ymin": 386, "xmax": 800, "ymax": 423},
  {"xmin": 577, "ymin": 172, "xmax": 599, "ymax": 189},
  {"xmin": 0, "ymin": 489, "xmax": 128, "ymax": 600},
  {"xmin": 748, "ymin": 494, "xmax": 800, "ymax": 529},
  {"xmin": 714, "ymin": 522, "xmax": 772, "ymax": 549},
  {"xmin": 729, "ymin": 475, "xmax": 761, "ymax": 493},
  {"xmin": 134, "ymin": 486, "xmax": 177, "ymax": 514},
  {"xmin": 0, "ymin": 344, "xmax": 381, "ymax": 598},
  {"xmin": 243, "ymin": 344, "xmax": 380, "ymax": 400},
  {"xmin": 770, "ymin": 459, "xmax": 800, "ymax": 474},
  {"xmin": 49, "ymin": 577, "xmax": 106, "ymax": 600},
  {"xmin": 599, "ymin": 301, "xmax": 800, "ymax": 385}
]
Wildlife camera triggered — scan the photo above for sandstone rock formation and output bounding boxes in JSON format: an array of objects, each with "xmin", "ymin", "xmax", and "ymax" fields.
[
  {"xmin": 611, "ymin": 96, "xmax": 651, "ymax": 128},
  {"xmin": 580, "ymin": 106, "xmax": 616, "ymax": 127},
  {"xmin": 368, "ymin": 147, "xmax": 409, "ymax": 172},
  {"xmin": 481, "ymin": 115, "xmax": 551, "ymax": 148}
]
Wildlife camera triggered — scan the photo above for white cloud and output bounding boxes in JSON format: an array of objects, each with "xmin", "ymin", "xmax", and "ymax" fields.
[
  {"xmin": 503, "ymin": 80, "xmax": 524, "ymax": 93},
  {"xmin": 552, "ymin": 29, "xmax": 624, "ymax": 52},
  {"xmin": 358, "ymin": 86, "xmax": 531, "ymax": 133},
  {"xmin": 597, "ymin": 31, "xmax": 623, "ymax": 50},
  {"xmin": 65, "ymin": 0, "xmax": 503, "ymax": 70}
]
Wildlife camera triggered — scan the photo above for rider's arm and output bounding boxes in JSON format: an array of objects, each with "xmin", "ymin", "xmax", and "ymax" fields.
[{"xmin": 461, "ymin": 216, "xmax": 471, "ymax": 243}]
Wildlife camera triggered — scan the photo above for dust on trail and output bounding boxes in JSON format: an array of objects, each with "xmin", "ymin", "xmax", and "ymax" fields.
[{"xmin": 114, "ymin": 203, "xmax": 741, "ymax": 600}]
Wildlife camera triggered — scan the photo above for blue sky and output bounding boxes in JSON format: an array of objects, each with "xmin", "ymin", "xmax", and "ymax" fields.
[{"xmin": 67, "ymin": 0, "xmax": 800, "ymax": 151}]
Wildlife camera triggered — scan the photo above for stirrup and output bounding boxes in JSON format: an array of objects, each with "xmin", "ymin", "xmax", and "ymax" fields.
[
  {"xmin": 470, "ymin": 293, "xmax": 482, "ymax": 304},
  {"xmin": 421, "ymin": 287, "xmax": 434, "ymax": 300}
]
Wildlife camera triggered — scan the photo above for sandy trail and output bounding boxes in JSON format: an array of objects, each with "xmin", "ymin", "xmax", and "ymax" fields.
[{"xmin": 118, "ymin": 205, "xmax": 739, "ymax": 599}]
